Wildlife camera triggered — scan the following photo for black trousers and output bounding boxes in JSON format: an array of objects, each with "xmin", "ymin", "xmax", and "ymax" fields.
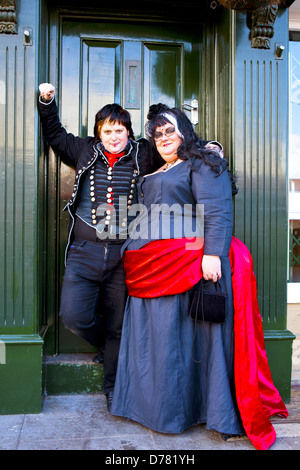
[{"xmin": 59, "ymin": 239, "xmax": 127, "ymax": 394}]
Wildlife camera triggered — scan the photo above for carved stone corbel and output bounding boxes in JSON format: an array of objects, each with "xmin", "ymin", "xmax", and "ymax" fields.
[
  {"xmin": 250, "ymin": 3, "xmax": 279, "ymax": 48},
  {"xmin": 216, "ymin": 1, "xmax": 290, "ymax": 49},
  {"xmin": 0, "ymin": 0, "xmax": 17, "ymax": 34}
]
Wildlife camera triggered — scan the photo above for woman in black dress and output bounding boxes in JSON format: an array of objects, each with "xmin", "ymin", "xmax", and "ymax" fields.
[{"xmin": 110, "ymin": 104, "xmax": 244, "ymax": 436}]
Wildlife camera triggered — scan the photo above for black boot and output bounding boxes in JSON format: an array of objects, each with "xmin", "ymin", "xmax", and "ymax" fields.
[
  {"xmin": 93, "ymin": 347, "xmax": 105, "ymax": 364},
  {"xmin": 105, "ymin": 391, "xmax": 113, "ymax": 412}
]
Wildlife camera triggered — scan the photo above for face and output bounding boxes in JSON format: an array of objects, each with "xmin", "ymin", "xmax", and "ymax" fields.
[
  {"xmin": 154, "ymin": 123, "xmax": 183, "ymax": 163},
  {"xmin": 99, "ymin": 120, "xmax": 129, "ymax": 154}
]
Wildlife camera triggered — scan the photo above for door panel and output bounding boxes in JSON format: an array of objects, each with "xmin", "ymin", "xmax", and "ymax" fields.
[
  {"xmin": 144, "ymin": 44, "xmax": 181, "ymax": 111},
  {"xmin": 81, "ymin": 40, "xmax": 122, "ymax": 137},
  {"xmin": 56, "ymin": 18, "xmax": 201, "ymax": 353}
]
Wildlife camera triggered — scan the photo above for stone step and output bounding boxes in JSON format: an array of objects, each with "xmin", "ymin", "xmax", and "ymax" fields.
[{"xmin": 43, "ymin": 353, "xmax": 103, "ymax": 395}]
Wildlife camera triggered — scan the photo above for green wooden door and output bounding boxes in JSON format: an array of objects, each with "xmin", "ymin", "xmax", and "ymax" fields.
[{"xmin": 52, "ymin": 18, "xmax": 201, "ymax": 353}]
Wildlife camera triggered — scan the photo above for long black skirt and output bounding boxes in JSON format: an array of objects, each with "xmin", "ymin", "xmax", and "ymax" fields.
[{"xmin": 110, "ymin": 257, "xmax": 244, "ymax": 435}]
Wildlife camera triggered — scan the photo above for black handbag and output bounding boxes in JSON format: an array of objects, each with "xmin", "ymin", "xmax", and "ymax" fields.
[{"xmin": 188, "ymin": 277, "xmax": 227, "ymax": 324}]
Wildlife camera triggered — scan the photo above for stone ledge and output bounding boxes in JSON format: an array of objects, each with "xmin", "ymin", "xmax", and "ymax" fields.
[{"xmin": 43, "ymin": 353, "xmax": 103, "ymax": 395}]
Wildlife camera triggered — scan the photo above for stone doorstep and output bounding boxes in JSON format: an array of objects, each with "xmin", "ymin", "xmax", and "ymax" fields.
[
  {"xmin": 43, "ymin": 352, "xmax": 299, "ymax": 399},
  {"xmin": 43, "ymin": 353, "xmax": 104, "ymax": 395},
  {"xmin": 44, "ymin": 353, "xmax": 98, "ymax": 364}
]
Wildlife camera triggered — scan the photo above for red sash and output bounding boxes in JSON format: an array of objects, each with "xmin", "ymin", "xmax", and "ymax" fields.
[
  {"xmin": 123, "ymin": 236, "xmax": 288, "ymax": 450},
  {"xmin": 123, "ymin": 237, "xmax": 204, "ymax": 297}
]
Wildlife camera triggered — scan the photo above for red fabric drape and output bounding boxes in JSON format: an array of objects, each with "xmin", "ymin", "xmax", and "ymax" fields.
[
  {"xmin": 123, "ymin": 237, "xmax": 204, "ymax": 297},
  {"xmin": 229, "ymin": 237, "xmax": 288, "ymax": 450},
  {"xmin": 123, "ymin": 236, "xmax": 288, "ymax": 450}
]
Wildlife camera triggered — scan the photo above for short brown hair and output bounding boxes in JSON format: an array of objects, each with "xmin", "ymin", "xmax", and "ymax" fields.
[{"xmin": 94, "ymin": 103, "xmax": 135, "ymax": 140}]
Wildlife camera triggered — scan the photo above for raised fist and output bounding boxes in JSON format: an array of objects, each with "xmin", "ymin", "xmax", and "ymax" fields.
[{"xmin": 39, "ymin": 83, "xmax": 55, "ymax": 101}]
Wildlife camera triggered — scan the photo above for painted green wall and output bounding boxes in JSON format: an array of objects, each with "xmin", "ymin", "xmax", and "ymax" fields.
[{"xmin": 0, "ymin": 0, "xmax": 43, "ymax": 414}]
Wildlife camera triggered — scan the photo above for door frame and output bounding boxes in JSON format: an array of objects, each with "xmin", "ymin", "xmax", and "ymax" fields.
[{"xmin": 42, "ymin": 3, "xmax": 220, "ymax": 355}]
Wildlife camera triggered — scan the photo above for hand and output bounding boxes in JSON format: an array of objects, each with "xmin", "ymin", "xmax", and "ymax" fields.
[
  {"xmin": 205, "ymin": 142, "xmax": 224, "ymax": 158},
  {"xmin": 202, "ymin": 255, "xmax": 221, "ymax": 283},
  {"xmin": 39, "ymin": 83, "xmax": 55, "ymax": 102}
]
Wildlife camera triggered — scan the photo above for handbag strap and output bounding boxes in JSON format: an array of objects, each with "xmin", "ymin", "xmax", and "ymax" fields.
[{"xmin": 191, "ymin": 279, "xmax": 209, "ymax": 364}]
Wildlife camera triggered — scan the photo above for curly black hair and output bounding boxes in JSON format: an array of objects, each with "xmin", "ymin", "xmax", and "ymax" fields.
[{"xmin": 146, "ymin": 103, "xmax": 227, "ymax": 175}]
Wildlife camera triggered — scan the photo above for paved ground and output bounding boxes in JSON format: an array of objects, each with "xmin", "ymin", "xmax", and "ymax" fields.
[{"xmin": 1, "ymin": 391, "xmax": 300, "ymax": 451}]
